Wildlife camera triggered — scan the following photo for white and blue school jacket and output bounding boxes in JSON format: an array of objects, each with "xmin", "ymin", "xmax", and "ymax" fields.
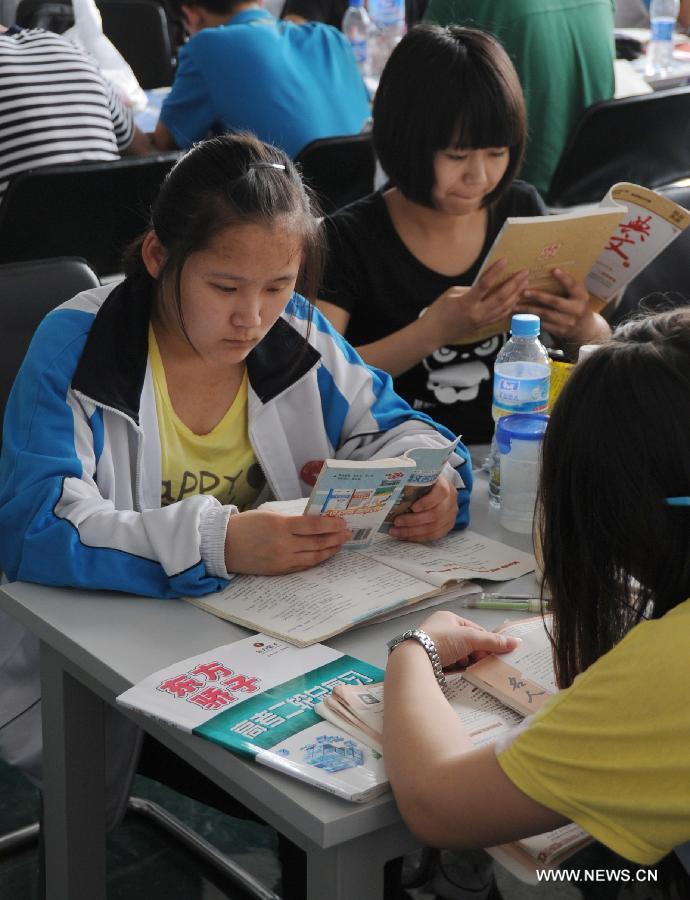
[{"xmin": 0, "ymin": 275, "xmax": 472, "ymax": 817}]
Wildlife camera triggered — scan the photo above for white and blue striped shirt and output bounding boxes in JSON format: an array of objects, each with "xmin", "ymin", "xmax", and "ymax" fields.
[{"xmin": 0, "ymin": 27, "xmax": 133, "ymax": 203}]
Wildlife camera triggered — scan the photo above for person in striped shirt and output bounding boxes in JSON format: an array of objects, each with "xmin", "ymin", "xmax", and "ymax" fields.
[{"xmin": 0, "ymin": 24, "xmax": 151, "ymax": 203}]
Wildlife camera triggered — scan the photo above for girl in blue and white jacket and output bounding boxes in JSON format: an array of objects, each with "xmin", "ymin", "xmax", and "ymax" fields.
[{"xmin": 0, "ymin": 134, "xmax": 471, "ymax": 785}]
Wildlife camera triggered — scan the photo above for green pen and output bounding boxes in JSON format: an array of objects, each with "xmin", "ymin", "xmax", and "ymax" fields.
[{"xmin": 466, "ymin": 595, "xmax": 548, "ymax": 613}]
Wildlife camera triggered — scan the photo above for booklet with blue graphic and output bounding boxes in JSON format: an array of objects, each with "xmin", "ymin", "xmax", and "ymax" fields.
[
  {"xmin": 116, "ymin": 634, "xmax": 388, "ymax": 803},
  {"xmin": 303, "ymin": 440, "xmax": 460, "ymax": 548}
]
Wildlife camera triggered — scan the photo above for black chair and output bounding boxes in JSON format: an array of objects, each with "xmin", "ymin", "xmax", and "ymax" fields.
[
  {"xmin": 15, "ymin": 0, "xmax": 74, "ymax": 31},
  {"xmin": 610, "ymin": 184, "xmax": 690, "ymax": 327},
  {"xmin": 0, "ymin": 153, "xmax": 180, "ymax": 277},
  {"xmin": 0, "ymin": 258, "xmax": 99, "ymax": 442},
  {"xmin": 545, "ymin": 88, "xmax": 690, "ymax": 208},
  {"xmin": 295, "ymin": 133, "xmax": 375, "ymax": 214},
  {"xmin": 97, "ymin": 0, "xmax": 176, "ymax": 88}
]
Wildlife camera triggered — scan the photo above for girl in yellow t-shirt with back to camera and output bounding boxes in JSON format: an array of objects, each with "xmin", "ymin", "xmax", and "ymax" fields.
[{"xmin": 384, "ymin": 308, "xmax": 690, "ymax": 898}]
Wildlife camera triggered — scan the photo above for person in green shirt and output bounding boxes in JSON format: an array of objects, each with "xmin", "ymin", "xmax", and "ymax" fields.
[{"xmin": 424, "ymin": 0, "xmax": 616, "ymax": 195}]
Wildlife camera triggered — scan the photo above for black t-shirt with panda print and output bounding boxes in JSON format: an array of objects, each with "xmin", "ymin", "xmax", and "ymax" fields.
[{"xmin": 318, "ymin": 181, "xmax": 547, "ymax": 445}]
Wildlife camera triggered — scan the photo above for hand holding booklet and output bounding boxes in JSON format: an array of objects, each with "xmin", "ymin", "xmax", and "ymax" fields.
[
  {"xmin": 303, "ymin": 439, "xmax": 460, "ymax": 548},
  {"xmin": 314, "ymin": 616, "xmax": 592, "ymax": 881},
  {"xmin": 467, "ymin": 182, "xmax": 690, "ymax": 342}
]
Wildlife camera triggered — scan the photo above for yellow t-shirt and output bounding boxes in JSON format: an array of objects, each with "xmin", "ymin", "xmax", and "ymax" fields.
[
  {"xmin": 149, "ymin": 326, "xmax": 264, "ymax": 510},
  {"xmin": 497, "ymin": 598, "xmax": 690, "ymax": 865}
]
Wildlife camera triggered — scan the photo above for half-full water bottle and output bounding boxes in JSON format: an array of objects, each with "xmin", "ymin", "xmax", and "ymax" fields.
[
  {"xmin": 488, "ymin": 314, "xmax": 550, "ymax": 507},
  {"xmin": 342, "ymin": 0, "xmax": 371, "ymax": 79},
  {"xmin": 368, "ymin": 0, "xmax": 405, "ymax": 79},
  {"xmin": 646, "ymin": 0, "xmax": 679, "ymax": 77}
]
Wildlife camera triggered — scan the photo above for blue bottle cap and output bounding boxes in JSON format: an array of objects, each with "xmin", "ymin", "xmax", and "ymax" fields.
[
  {"xmin": 510, "ymin": 314, "xmax": 540, "ymax": 337},
  {"xmin": 496, "ymin": 413, "xmax": 549, "ymax": 455}
]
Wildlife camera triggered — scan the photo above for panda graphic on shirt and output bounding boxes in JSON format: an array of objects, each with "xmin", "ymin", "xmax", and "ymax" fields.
[{"xmin": 406, "ymin": 311, "xmax": 509, "ymax": 442}]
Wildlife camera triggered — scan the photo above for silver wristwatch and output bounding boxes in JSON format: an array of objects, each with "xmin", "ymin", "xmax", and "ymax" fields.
[{"xmin": 387, "ymin": 628, "xmax": 448, "ymax": 694}]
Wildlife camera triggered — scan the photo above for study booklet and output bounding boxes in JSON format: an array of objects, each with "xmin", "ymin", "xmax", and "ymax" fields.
[
  {"xmin": 469, "ymin": 182, "xmax": 690, "ymax": 342},
  {"xmin": 116, "ymin": 634, "xmax": 388, "ymax": 803},
  {"xmin": 303, "ymin": 441, "xmax": 459, "ymax": 548},
  {"xmin": 315, "ymin": 617, "xmax": 592, "ymax": 881},
  {"xmin": 186, "ymin": 530, "xmax": 536, "ymax": 646}
]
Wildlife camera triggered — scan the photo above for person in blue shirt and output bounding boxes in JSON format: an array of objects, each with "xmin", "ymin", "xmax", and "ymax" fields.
[{"xmin": 152, "ymin": 0, "xmax": 371, "ymax": 157}]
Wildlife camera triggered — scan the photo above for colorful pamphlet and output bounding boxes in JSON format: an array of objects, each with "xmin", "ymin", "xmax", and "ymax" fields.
[
  {"xmin": 304, "ymin": 440, "xmax": 459, "ymax": 548},
  {"xmin": 116, "ymin": 635, "xmax": 387, "ymax": 803}
]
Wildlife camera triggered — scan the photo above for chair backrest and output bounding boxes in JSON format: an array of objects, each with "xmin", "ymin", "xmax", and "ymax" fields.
[
  {"xmin": 610, "ymin": 184, "xmax": 690, "ymax": 327},
  {"xmin": 0, "ymin": 153, "xmax": 179, "ymax": 277},
  {"xmin": 545, "ymin": 88, "xmax": 690, "ymax": 208},
  {"xmin": 15, "ymin": 0, "xmax": 74, "ymax": 31},
  {"xmin": 96, "ymin": 0, "xmax": 176, "ymax": 89},
  {"xmin": 0, "ymin": 257, "xmax": 100, "ymax": 441},
  {"xmin": 295, "ymin": 133, "xmax": 375, "ymax": 215}
]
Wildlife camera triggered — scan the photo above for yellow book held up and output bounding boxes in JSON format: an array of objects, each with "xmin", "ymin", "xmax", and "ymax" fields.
[{"xmin": 468, "ymin": 182, "xmax": 690, "ymax": 342}]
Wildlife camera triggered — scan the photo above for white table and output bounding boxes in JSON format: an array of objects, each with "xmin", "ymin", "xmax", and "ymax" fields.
[{"xmin": 0, "ymin": 474, "xmax": 536, "ymax": 900}]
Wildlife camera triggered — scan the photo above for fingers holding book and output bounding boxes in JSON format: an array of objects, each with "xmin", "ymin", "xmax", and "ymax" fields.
[
  {"xmin": 419, "ymin": 609, "xmax": 521, "ymax": 669},
  {"xmin": 224, "ymin": 509, "xmax": 352, "ymax": 575}
]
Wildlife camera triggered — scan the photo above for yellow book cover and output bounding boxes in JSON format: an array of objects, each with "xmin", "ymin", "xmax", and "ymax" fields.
[{"xmin": 467, "ymin": 182, "xmax": 690, "ymax": 343}]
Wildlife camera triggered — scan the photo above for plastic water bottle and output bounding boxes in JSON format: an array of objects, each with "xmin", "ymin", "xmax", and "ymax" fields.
[
  {"xmin": 342, "ymin": 0, "xmax": 371, "ymax": 79},
  {"xmin": 646, "ymin": 0, "xmax": 679, "ymax": 77},
  {"xmin": 368, "ymin": 0, "xmax": 405, "ymax": 79},
  {"xmin": 488, "ymin": 314, "xmax": 550, "ymax": 508}
]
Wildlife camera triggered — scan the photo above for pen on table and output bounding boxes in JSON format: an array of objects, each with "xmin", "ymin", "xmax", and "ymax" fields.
[{"xmin": 465, "ymin": 594, "xmax": 549, "ymax": 613}]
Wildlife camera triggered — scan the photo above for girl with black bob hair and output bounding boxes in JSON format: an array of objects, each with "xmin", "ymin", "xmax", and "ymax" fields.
[
  {"xmin": 0, "ymin": 134, "xmax": 469, "ymax": 869},
  {"xmin": 383, "ymin": 308, "xmax": 690, "ymax": 896},
  {"xmin": 317, "ymin": 25, "xmax": 611, "ymax": 444}
]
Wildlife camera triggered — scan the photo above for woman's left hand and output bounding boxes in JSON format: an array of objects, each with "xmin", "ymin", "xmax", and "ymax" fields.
[
  {"xmin": 515, "ymin": 267, "xmax": 611, "ymax": 345},
  {"xmin": 418, "ymin": 610, "xmax": 521, "ymax": 668},
  {"xmin": 388, "ymin": 476, "xmax": 457, "ymax": 542}
]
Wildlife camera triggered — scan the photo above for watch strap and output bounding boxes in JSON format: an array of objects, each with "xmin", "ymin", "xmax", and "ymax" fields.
[{"xmin": 387, "ymin": 628, "xmax": 448, "ymax": 694}]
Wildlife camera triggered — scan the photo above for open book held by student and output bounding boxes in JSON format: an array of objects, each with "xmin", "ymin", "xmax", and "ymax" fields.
[
  {"xmin": 315, "ymin": 616, "xmax": 592, "ymax": 881},
  {"xmin": 468, "ymin": 182, "xmax": 690, "ymax": 342},
  {"xmin": 116, "ymin": 634, "xmax": 387, "ymax": 802},
  {"xmin": 186, "ymin": 530, "xmax": 536, "ymax": 646},
  {"xmin": 303, "ymin": 439, "xmax": 460, "ymax": 548}
]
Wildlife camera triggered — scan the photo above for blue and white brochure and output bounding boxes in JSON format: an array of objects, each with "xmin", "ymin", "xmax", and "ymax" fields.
[
  {"xmin": 117, "ymin": 635, "xmax": 388, "ymax": 802},
  {"xmin": 304, "ymin": 440, "xmax": 460, "ymax": 548}
]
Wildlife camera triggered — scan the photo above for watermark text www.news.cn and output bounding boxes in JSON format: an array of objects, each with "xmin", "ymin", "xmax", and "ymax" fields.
[{"xmin": 536, "ymin": 868, "xmax": 658, "ymax": 884}]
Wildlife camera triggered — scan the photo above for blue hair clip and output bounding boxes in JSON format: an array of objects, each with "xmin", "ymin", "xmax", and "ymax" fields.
[{"xmin": 665, "ymin": 497, "xmax": 690, "ymax": 506}]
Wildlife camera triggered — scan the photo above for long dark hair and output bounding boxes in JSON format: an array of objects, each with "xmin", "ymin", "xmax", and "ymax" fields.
[
  {"xmin": 537, "ymin": 308, "xmax": 690, "ymax": 689},
  {"xmin": 372, "ymin": 25, "xmax": 527, "ymax": 209},
  {"xmin": 125, "ymin": 132, "xmax": 324, "ymax": 344}
]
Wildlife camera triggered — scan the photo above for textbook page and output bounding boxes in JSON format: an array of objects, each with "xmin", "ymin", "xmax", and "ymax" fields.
[
  {"xmin": 116, "ymin": 634, "xmax": 388, "ymax": 802},
  {"xmin": 359, "ymin": 580, "xmax": 483, "ymax": 628},
  {"xmin": 186, "ymin": 530, "xmax": 535, "ymax": 646},
  {"xmin": 188, "ymin": 550, "xmax": 446, "ymax": 646},
  {"xmin": 463, "ymin": 616, "xmax": 556, "ymax": 717},
  {"xmin": 317, "ymin": 673, "xmax": 522, "ymax": 755},
  {"xmin": 366, "ymin": 530, "xmax": 536, "ymax": 588}
]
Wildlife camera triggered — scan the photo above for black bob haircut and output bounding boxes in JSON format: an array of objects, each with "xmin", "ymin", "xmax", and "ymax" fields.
[{"xmin": 373, "ymin": 25, "xmax": 528, "ymax": 209}]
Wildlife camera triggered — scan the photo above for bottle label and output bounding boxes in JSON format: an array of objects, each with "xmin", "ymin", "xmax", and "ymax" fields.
[
  {"xmin": 492, "ymin": 373, "xmax": 550, "ymax": 417},
  {"xmin": 651, "ymin": 18, "xmax": 675, "ymax": 41},
  {"xmin": 349, "ymin": 38, "xmax": 367, "ymax": 64},
  {"xmin": 369, "ymin": 0, "xmax": 405, "ymax": 26}
]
